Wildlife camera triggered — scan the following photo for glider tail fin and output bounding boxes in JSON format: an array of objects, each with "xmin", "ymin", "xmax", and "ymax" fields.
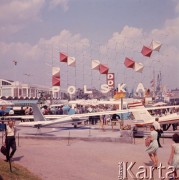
[
  {"xmin": 31, "ymin": 104, "xmax": 46, "ymax": 121},
  {"xmin": 128, "ymin": 102, "xmax": 154, "ymax": 124}
]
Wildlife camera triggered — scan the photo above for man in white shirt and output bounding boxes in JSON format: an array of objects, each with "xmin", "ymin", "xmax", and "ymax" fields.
[
  {"xmin": 5, "ymin": 120, "xmax": 17, "ymax": 162},
  {"xmin": 153, "ymin": 117, "xmax": 162, "ymax": 148}
]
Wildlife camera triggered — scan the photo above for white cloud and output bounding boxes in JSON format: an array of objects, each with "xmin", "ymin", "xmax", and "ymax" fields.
[
  {"xmin": 0, "ymin": 30, "xmax": 90, "ymax": 85},
  {"xmin": 175, "ymin": 0, "xmax": 179, "ymax": 13},
  {"xmin": 97, "ymin": 15, "xmax": 179, "ymax": 89},
  {"xmin": 0, "ymin": 0, "xmax": 69, "ymax": 37},
  {"xmin": 38, "ymin": 30, "xmax": 89, "ymax": 50},
  {"xmin": 148, "ymin": 16, "xmax": 179, "ymax": 88},
  {"xmin": 0, "ymin": 0, "xmax": 179, "ymax": 89},
  {"xmin": 48, "ymin": 0, "xmax": 69, "ymax": 11},
  {"xmin": 0, "ymin": 0, "xmax": 45, "ymax": 36},
  {"xmin": 0, "ymin": 0, "xmax": 69, "ymax": 24},
  {"xmin": 151, "ymin": 16, "xmax": 179, "ymax": 63},
  {"xmin": 0, "ymin": 30, "xmax": 90, "ymax": 60},
  {"xmin": 100, "ymin": 26, "xmax": 144, "ymax": 55},
  {"xmin": 0, "ymin": 0, "xmax": 45, "ymax": 23}
]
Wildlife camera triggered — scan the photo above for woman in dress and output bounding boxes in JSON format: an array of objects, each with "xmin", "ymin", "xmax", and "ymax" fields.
[
  {"xmin": 146, "ymin": 125, "xmax": 159, "ymax": 168},
  {"xmin": 168, "ymin": 133, "xmax": 179, "ymax": 178}
]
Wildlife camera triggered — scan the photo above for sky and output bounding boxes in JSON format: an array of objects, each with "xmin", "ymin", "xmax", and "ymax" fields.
[{"xmin": 0, "ymin": 0, "xmax": 179, "ymax": 92}]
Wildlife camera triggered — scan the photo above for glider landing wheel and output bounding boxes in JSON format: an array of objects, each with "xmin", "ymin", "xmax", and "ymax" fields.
[{"xmin": 34, "ymin": 124, "xmax": 42, "ymax": 135}]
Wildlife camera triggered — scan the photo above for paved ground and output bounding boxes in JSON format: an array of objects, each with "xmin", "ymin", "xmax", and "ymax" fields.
[
  {"xmin": 0, "ymin": 121, "xmax": 178, "ymax": 180},
  {"xmin": 3, "ymin": 138, "xmax": 175, "ymax": 180},
  {"xmin": 14, "ymin": 120, "xmax": 133, "ymax": 143}
]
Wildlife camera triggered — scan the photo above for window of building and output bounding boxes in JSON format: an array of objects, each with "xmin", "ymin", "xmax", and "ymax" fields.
[
  {"xmin": 14, "ymin": 88, "xmax": 18, "ymax": 97},
  {"xmin": 2, "ymin": 88, "xmax": 12, "ymax": 96},
  {"xmin": 2, "ymin": 81, "xmax": 11, "ymax": 86}
]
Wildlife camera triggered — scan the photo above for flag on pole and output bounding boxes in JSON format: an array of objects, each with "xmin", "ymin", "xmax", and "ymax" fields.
[{"xmin": 150, "ymin": 79, "xmax": 154, "ymax": 87}]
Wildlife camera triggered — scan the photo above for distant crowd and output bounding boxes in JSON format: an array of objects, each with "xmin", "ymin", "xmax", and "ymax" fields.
[
  {"xmin": 40, "ymin": 105, "xmax": 113, "ymax": 115},
  {"xmin": 149, "ymin": 107, "xmax": 179, "ymax": 117}
]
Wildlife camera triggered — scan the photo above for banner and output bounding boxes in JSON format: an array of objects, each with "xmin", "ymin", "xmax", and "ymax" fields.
[
  {"xmin": 52, "ymin": 67, "xmax": 60, "ymax": 92},
  {"xmin": 107, "ymin": 73, "xmax": 115, "ymax": 89}
]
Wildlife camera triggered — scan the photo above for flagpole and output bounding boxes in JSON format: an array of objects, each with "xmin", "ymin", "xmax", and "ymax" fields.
[
  {"xmin": 153, "ymin": 68, "xmax": 156, "ymax": 100},
  {"xmin": 51, "ymin": 47, "xmax": 54, "ymax": 99}
]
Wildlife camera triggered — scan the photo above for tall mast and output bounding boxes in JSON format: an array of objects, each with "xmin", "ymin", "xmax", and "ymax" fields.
[{"xmin": 153, "ymin": 68, "xmax": 156, "ymax": 99}]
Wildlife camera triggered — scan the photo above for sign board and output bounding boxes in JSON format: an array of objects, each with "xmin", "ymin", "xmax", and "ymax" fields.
[{"xmin": 107, "ymin": 73, "xmax": 115, "ymax": 89}]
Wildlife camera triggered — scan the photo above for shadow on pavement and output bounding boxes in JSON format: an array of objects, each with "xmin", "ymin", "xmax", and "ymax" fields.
[{"xmin": 12, "ymin": 155, "xmax": 24, "ymax": 162}]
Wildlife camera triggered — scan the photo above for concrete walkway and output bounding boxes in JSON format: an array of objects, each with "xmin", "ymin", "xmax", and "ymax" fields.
[
  {"xmin": 4, "ymin": 138, "xmax": 174, "ymax": 180},
  {"xmin": 0, "ymin": 121, "xmax": 178, "ymax": 179}
]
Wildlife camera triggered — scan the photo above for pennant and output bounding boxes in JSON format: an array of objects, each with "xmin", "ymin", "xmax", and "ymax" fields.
[
  {"xmin": 60, "ymin": 52, "xmax": 68, "ymax": 62},
  {"xmin": 141, "ymin": 46, "xmax": 153, "ymax": 57}
]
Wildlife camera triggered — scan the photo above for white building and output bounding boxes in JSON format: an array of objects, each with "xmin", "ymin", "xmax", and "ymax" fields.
[{"xmin": 0, "ymin": 79, "xmax": 52, "ymax": 99}]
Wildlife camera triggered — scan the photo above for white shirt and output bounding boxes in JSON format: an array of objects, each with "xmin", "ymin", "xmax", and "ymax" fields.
[
  {"xmin": 153, "ymin": 121, "xmax": 161, "ymax": 130},
  {"xmin": 41, "ymin": 108, "xmax": 45, "ymax": 114},
  {"xmin": 9, "ymin": 109, "xmax": 14, "ymax": 115},
  {"xmin": 6, "ymin": 125, "xmax": 15, "ymax": 136}
]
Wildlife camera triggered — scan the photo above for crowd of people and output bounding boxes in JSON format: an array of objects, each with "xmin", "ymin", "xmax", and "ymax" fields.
[
  {"xmin": 41, "ymin": 104, "xmax": 114, "ymax": 115},
  {"xmin": 149, "ymin": 107, "xmax": 179, "ymax": 117}
]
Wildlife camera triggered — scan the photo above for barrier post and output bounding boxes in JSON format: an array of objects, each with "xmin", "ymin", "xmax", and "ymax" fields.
[
  {"xmin": 88, "ymin": 127, "xmax": 91, "ymax": 137},
  {"xmin": 133, "ymin": 133, "xmax": 135, "ymax": 144},
  {"xmin": 67, "ymin": 131, "xmax": 70, "ymax": 146},
  {"xmin": 132, "ymin": 127, "xmax": 137, "ymax": 144}
]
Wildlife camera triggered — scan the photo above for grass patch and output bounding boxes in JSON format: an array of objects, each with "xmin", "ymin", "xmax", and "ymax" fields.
[{"xmin": 0, "ymin": 159, "xmax": 41, "ymax": 180}]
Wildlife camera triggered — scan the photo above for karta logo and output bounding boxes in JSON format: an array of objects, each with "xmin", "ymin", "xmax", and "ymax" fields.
[{"xmin": 118, "ymin": 162, "xmax": 175, "ymax": 179}]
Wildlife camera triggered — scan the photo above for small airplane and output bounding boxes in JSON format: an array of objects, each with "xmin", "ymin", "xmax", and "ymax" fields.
[
  {"xmin": 128, "ymin": 102, "xmax": 179, "ymax": 129},
  {"xmin": 17, "ymin": 103, "xmax": 125, "ymax": 128},
  {"xmin": 16, "ymin": 102, "xmax": 179, "ymax": 131}
]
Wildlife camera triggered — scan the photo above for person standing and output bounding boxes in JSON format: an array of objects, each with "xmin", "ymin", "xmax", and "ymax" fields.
[
  {"xmin": 111, "ymin": 114, "xmax": 120, "ymax": 129},
  {"xmin": 8, "ymin": 108, "xmax": 14, "ymax": 116},
  {"xmin": 145, "ymin": 125, "xmax": 159, "ymax": 168},
  {"xmin": 168, "ymin": 133, "xmax": 179, "ymax": 179},
  {"xmin": 153, "ymin": 117, "xmax": 163, "ymax": 147},
  {"xmin": 5, "ymin": 120, "xmax": 17, "ymax": 162}
]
